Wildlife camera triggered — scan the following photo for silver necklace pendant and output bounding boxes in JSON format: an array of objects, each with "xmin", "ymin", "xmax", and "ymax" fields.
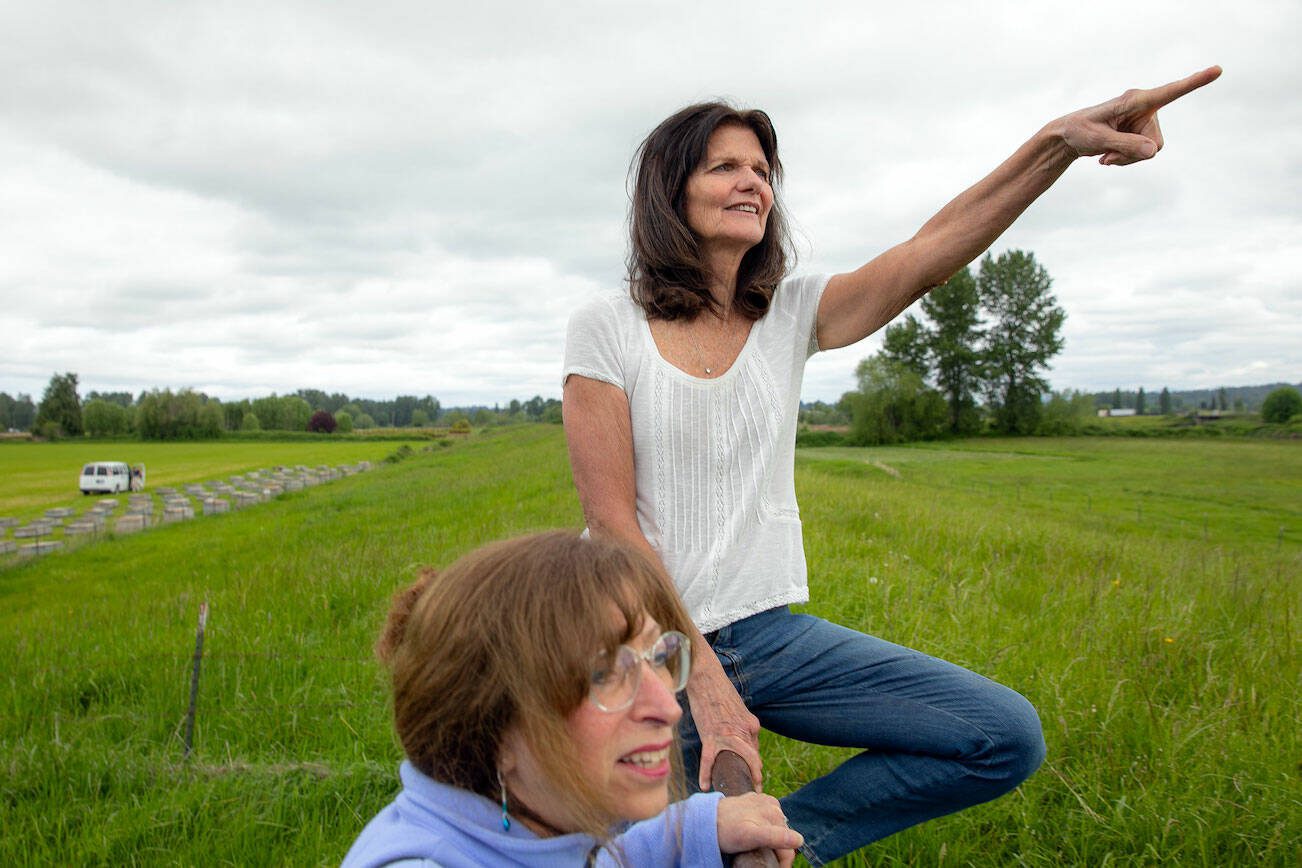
[{"xmin": 704, "ymin": 366, "xmax": 713, "ymax": 375}]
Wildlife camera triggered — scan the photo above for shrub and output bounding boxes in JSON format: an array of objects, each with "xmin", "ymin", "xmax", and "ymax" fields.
[
  {"xmin": 796, "ymin": 428, "xmax": 847, "ymax": 447},
  {"xmin": 384, "ymin": 444, "xmax": 414, "ymax": 463},
  {"xmin": 1261, "ymin": 386, "xmax": 1302, "ymax": 423},
  {"xmin": 35, "ymin": 420, "xmax": 64, "ymax": 440},
  {"xmin": 308, "ymin": 410, "xmax": 338, "ymax": 434},
  {"xmin": 335, "ymin": 411, "xmax": 354, "ymax": 433},
  {"xmin": 450, "ymin": 418, "xmax": 472, "ymax": 434},
  {"xmin": 846, "ymin": 357, "xmax": 948, "ymax": 446},
  {"xmin": 1036, "ymin": 390, "xmax": 1096, "ymax": 436},
  {"xmin": 354, "ymin": 412, "xmax": 376, "ymax": 429},
  {"xmin": 241, "ymin": 412, "xmax": 261, "ymax": 431}
]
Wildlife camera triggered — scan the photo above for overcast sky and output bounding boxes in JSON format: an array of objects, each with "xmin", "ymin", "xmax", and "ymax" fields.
[{"xmin": 2, "ymin": 0, "xmax": 1297, "ymax": 406}]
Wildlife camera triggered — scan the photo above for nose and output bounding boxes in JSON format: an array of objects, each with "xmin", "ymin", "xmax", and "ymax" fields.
[
  {"xmin": 630, "ymin": 659, "xmax": 683, "ymax": 724},
  {"xmin": 736, "ymin": 167, "xmax": 762, "ymax": 190}
]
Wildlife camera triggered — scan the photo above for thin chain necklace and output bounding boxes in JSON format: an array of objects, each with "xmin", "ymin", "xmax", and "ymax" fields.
[{"xmin": 688, "ymin": 307, "xmax": 732, "ymax": 376}]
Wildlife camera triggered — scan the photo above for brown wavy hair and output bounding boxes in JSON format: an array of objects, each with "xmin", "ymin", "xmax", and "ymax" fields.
[
  {"xmin": 377, "ymin": 530, "xmax": 693, "ymax": 840},
  {"xmin": 627, "ymin": 101, "xmax": 794, "ymax": 322}
]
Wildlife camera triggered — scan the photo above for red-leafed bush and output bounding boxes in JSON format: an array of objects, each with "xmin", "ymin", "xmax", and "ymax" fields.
[{"xmin": 308, "ymin": 410, "xmax": 338, "ymax": 434}]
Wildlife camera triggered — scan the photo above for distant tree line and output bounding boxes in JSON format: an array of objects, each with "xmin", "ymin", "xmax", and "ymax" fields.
[
  {"xmin": 798, "ymin": 249, "xmax": 1302, "ymax": 444},
  {"xmin": 1090, "ymin": 383, "xmax": 1300, "ymax": 415},
  {"xmin": 4, "ymin": 376, "xmax": 564, "ymax": 440}
]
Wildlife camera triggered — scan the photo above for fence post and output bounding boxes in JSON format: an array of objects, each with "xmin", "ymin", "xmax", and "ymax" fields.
[{"xmin": 184, "ymin": 601, "xmax": 209, "ymax": 759}]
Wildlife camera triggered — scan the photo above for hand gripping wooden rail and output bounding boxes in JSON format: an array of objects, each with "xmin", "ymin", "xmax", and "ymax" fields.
[{"xmin": 710, "ymin": 749, "xmax": 780, "ymax": 868}]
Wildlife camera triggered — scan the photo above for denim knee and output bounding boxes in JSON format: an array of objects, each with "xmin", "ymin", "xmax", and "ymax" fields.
[{"xmin": 983, "ymin": 690, "xmax": 1046, "ymax": 794}]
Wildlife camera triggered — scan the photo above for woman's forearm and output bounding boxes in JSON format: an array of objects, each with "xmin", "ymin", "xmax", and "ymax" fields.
[{"xmin": 908, "ymin": 124, "xmax": 1078, "ymax": 289}]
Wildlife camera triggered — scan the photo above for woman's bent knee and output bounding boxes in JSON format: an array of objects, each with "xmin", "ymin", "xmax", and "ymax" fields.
[{"xmin": 985, "ymin": 689, "xmax": 1045, "ymax": 793}]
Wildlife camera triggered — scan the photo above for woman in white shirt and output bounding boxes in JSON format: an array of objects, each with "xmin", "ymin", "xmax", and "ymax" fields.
[{"xmin": 563, "ymin": 67, "xmax": 1220, "ymax": 864}]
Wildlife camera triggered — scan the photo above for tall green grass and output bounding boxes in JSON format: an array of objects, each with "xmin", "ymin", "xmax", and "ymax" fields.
[
  {"xmin": 784, "ymin": 438, "xmax": 1298, "ymax": 864},
  {"xmin": 0, "ymin": 428, "xmax": 1296, "ymax": 865}
]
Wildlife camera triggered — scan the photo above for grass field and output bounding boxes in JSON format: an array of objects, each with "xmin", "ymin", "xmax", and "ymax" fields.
[
  {"xmin": 0, "ymin": 427, "xmax": 1297, "ymax": 865},
  {"xmin": 0, "ymin": 439, "xmax": 427, "ymax": 520}
]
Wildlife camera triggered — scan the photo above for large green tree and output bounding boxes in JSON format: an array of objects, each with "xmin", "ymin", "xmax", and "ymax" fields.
[
  {"xmin": 136, "ymin": 389, "xmax": 224, "ymax": 439},
  {"xmin": 83, "ymin": 399, "xmax": 133, "ymax": 437},
  {"xmin": 921, "ymin": 266, "xmax": 984, "ymax": 434},
  {"xmin": 879, "ymin": 314, "xmax": 930, "ymax": 380},
  {"xmin": 250, "ymin": 395, "xmax": 311, "ymax": 431},
  {"xmin": 35, "ymin": 372, "xmax": 83, "ymax": 437},
  {"xmin": 977, "ymin": 251, "xmax": 1065, "ymax": 434}
]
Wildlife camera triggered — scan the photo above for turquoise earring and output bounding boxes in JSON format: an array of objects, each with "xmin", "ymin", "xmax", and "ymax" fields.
[{"xmin": 498, "ymin": 770, "xmax": 510, "ymax": 832}]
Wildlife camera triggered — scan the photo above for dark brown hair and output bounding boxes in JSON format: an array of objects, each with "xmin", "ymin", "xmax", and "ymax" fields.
[
  {"xmin": 627, "ymin": 101, "xmax": 794, "ymax": 322},
  {"xmin": 377, "ymin": 531, "xmax": 693, "ymax": 838}
]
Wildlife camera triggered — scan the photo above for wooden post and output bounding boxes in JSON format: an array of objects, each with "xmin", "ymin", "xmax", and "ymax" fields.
[
  {"xmin": 183, "ymin": 601, "xmax": 208, "ymax": 758},
  {"xmin": 711, "ymin": 749, "xmax": 780, "ymax": 868}
]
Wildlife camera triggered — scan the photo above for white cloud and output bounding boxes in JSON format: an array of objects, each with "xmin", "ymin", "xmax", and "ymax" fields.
[{"xmin": 1, "ymin": 0, "xmax": 1298, "ymax": 405}]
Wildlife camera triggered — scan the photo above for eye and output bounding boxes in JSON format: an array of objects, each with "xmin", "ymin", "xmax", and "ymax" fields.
[
  {"xmin": 710, "ymin": 162, "xmax": 734, "ymax": 173},
  {"xmin": 754, "ymin": 167, "xmax": 771, "ymax": 183},
  {"xmin": 591, "ymin": 661, "xmax": 617, "ymax": 687},
  {"xmin": 592, "ymin": 646, "xmax": 632, "ymax": 686},
  {"xmin": 650, "ymin": 644, "xmax": 669, "ymax": 667},
  {"xmin": 651, "ymin": 633, "xmax": 675, "ymax": 665}
]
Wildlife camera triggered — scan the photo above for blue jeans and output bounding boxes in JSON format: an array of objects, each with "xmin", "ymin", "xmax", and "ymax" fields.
[{"xmin": 679, "ymin": 607, "xmax": 1045, "ymax": 865}]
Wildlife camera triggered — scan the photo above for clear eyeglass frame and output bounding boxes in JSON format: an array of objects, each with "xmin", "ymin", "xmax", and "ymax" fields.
[{"xmin": 588, "ymin": 630, "xmax": 691, "ymax": 713}]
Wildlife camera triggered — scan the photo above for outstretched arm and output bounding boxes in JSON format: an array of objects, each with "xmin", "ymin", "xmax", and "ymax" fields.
[{"xmin": 816, "ymin": 65, "xmax": 1222, "ymax": 350}]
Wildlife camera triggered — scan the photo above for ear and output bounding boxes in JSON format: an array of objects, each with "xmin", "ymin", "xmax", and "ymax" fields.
[{"xmin": 497, "ymin": 727, "xmax": 523, "ymax": 776}]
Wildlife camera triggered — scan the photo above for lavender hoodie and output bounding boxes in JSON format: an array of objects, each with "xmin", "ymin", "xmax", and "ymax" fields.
[{"xmin": 342, "ymin": 761, "xmax": 725, "ymax": 867}]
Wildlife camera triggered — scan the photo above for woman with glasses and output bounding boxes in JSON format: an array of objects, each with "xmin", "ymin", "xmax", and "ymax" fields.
[
  {"xmin": 563, "ymin": 68, "xmax": 1220, "ymax": 863},
  {"xmin": 343, "ymin": 531, "xmax": 802, "ymax": 867}
]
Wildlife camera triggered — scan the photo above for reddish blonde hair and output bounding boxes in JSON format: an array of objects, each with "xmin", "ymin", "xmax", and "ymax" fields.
[{"xmin": 377, "ymin": 531, "xmax": 692, "ymax": 838}]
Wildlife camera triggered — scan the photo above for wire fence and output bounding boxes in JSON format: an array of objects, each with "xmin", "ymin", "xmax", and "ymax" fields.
[{"xmin": 2, "ymin": 602, "xmax": 394, "ymax": 759}]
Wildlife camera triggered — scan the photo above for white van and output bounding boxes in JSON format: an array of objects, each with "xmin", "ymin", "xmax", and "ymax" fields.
[{"xmin": 79, "ymin": 461, "xmax": 141, "ymax": 494}]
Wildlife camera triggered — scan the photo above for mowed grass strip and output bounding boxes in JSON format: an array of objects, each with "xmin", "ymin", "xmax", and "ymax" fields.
[
  {"xmin": 1, "ymin": 428, "xmax": 1297, "ymax": 865},
  {"xmin": 0, "ymin": 439, "xmax": 431, "ymax": 519}
]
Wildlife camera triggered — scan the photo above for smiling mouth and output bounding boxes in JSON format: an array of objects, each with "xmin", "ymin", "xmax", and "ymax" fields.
[
  {"xmin": 619, "ymin": 746, "xmax": 671, "ymax": 769},
  {"xmin": 727, "ymin": 204, "xmax": 759, "ymax": 214}
]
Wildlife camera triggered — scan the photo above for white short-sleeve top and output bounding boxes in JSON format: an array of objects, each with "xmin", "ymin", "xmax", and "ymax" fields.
[{"xmin": 563, "ymin": 274, "xmax": 829, "ymax": 632}]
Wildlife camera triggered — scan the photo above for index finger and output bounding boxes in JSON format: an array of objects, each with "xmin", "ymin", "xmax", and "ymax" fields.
[{"xmin": 1134, "ymin": 65, "xmax": 1222, "ymax": 111}]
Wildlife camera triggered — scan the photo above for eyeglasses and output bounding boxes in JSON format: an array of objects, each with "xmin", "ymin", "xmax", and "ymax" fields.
[{"xmin": 589, "ymin": 630, "xmax": 691, "ymax": 712}]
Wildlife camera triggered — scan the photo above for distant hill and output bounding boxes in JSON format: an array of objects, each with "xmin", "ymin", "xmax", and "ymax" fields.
[{"xmin": 1090, "ymin": 382, "xmax": 1301, "ymax": 412}]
